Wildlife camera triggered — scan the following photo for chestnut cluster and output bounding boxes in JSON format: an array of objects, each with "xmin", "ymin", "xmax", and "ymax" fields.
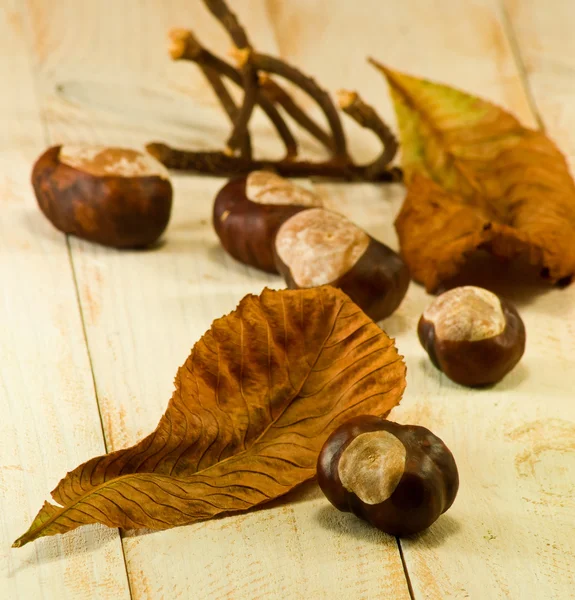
[
  {"xmin": 26, "ymin": 0, "xmax": 531, "ymax": 547},
  {"xmin": 31, "ymin": 155, "xmax": 526, "ymax": 542},
  {"xmin": 213, "ymin": 171, "xmax": 410, "ymax": 322},
  {"xmin": 31, "ymin": 148, "xmax": 410, "ymax": 327},
  {"xmin": 314, "ymin": 286, "xmax": 526, "ymax": 536}
]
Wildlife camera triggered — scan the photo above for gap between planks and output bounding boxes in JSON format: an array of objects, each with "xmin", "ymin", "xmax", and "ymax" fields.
[
  {"xmin": 18, "ymin": 3, "xmax": 135, "ymax": 598},
  {"xmin": 397, "ymin": 538, "xmax": 416, "ymax": 600},
  {"xmin": 261, "ymin": 2, "xmax": 417, "ymax": 597},
  {"xmin": 261, "ymin": 2, "xmax": 556, "ymax": 599},
  {"xmin": 65, "ymin": 239, "xmax": 137, "ymax": 600},
  {"xmin": 497, "ymin": 0, "xmax": 545, "ymax": 130}
]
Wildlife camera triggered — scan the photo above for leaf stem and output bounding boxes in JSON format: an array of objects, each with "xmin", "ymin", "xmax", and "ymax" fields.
[{"xmin": 258, "ymin": 74, "xmax": 334, "ymax": 152}]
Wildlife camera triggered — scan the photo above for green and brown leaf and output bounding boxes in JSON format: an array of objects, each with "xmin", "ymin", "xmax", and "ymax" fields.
[
  {"xmin": 372, "ymin": 62, "xmax": 575, "ymax": 292},
  {"xmin": 14, "ymin": 286, "xmax": 406, "ymax": 547}
]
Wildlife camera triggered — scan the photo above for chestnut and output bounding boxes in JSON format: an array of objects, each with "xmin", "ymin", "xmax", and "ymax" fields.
[
  {"xmin": 213, "ymin": 170, "xmax": 322, "ymax": 273},
  {"xmin": 317, "ymin": 416, "xmax": 459, "ymax": 536},
  {"xmin": 274, "ymin": 208, "xmax": 410, "ymax": 321},
  {"xmin": 418, "ymin": 286, "xmax": 526, "ymax": 387},
  {"xmin": 32, "ymin": 145, "xmax": 173, "ymax": 248}
]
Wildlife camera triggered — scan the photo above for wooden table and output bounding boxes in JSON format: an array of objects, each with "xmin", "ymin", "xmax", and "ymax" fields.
[{"xmin": 2, "ymin": 1, "xmax": 574, "ymax": 598}]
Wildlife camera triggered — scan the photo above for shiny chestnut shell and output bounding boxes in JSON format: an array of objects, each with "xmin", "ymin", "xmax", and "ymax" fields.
[
  {"xmin": 32, "ymin": 145, "xmax": 172, "ymax": 248},
  {"xmin": 418, "ymin": 286, "xmax": 526, "ymax": 387},
  {"xmin": 317, "ymin": 416, "xmax": 459, "ymax": 536},
  {"xmin": 212, "ymin": 174, "xmax": 318, "ymax": 273},
  {"xmin": 274, "ymin": 208, "xmax": 410, "ymax": 322}
]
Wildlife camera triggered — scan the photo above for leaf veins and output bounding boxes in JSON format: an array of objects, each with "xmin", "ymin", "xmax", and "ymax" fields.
[
  {"xmin": 373, "ymin": 63, "xmax": 575, "ymax": 292},
  {"xmin": 14, "ymin": 286, "xmax": 406, "ymax": 547}
]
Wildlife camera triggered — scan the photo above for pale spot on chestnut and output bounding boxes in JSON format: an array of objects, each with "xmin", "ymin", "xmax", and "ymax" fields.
[
  {"xmin": 423, "ymin": 286, "xmax": 505, "ymax": 342},
  {"xmin": 418, "ymin": 286, "xmax": 526, "ymax": 387},
  {"xmin": 275, "ymin": 208, "xmax": 370, "ymax": 287},
  {"xmin": 60, "ymin": 146, "xmax": 170, "ymax": 180},
  {"xmin": 338, "ymin": 430, "xmax": 406, "ymax": 505},
  {"xmin": 245, "ymin": 171, "xmax": 321, "ymax": 207},
  {"xmin": 317, "ymin": 416, "xmax": 459, "ymax": 536},
  {"xmin": 212, "ymin": 173, "xmax": 318, "ymax": 274},
  {"xmin": 32, "ymin": 145, "xmax": 172, "ymax": 248}
]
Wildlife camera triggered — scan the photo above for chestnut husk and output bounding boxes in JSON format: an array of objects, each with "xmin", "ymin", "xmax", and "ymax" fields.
[{"xmin": 32, "ymin": 145, "xmax": 173, "ymax": 248}]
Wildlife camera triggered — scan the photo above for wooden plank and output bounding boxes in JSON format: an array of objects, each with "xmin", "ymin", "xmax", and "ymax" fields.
[
  {"xmin": 0, "ymin": 2, "xmax": 130, "ymax": 599},
  {"xmin": 23, "ymin": 1, "xmax": 412, "ymax": 598},
  {"xmin": 501, "ymin": 0, "xmax": 575, "ymax": 172},
  {"xmin": 267, "ymin": 0, "xmax": 575, "ymax": 599}
]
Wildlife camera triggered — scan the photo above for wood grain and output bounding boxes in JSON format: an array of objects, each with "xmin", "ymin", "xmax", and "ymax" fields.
[
  {"xmin": 267, "ymin": 0, "xmax": 575, "ymax": 598},
  {"xmin": 501, "ymin": 0, "xmax": 575, "ymax": 172},
  {"xmin": 22, "ymin": 0, "xmax": 411, "ymax": 598},
  {"xmin": 0, "ymin": 2, "xmax": 130, "ymax": 598},
  {"xmin": 13, "ymin": 0, "xmax": 575, "ymax": 598}
]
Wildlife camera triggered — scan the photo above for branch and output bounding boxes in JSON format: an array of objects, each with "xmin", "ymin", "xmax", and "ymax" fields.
[
  {"xmin": 169, "ymin": 29, "xmax": 297, "ymax": 158},
  {"xmin": 202, "ymin": 0, "xmax": 249, "ymax": 48},
  {"xmin": 251, "ymin": 52, "xmax": 348, "ymax": 160},
  {"xmin": 155, "ymin": 2, "xmax": 402, "ymax": 184},
  {"xmin": 337, "ymin": 90, "xmax": 398, "ymax": 178},
  {"xmin": 202, "ymin": 0, "xmax": 257, "ymax": 155},
  {"xmin": 146, "ymin": 143, "xmax": 402, "ymax": 182},
  {"xmin": 258, "ymin": 74, "xmax": 334, "ymax": 153},
  {"xmin": 200, "ymin": 66, "xmax": 252, "ymax": 158}
]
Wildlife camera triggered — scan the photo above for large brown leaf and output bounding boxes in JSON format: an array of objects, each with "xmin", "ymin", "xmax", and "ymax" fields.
[
  {"xmin": 14, "ymin": 286, "xmax": 405, "ymax": 547},
  {"xmin": 372, "ymin": 62, "xmax": 575, "ymax": 292}
]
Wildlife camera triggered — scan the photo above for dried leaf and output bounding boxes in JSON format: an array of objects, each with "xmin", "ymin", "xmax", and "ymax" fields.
[
  {"xmin": 372, "ymin": 62, "xmax": 575, "ymax": 292},
  {"xmin": 396, "ymin": 175, "xmax": 541, "ymax": 292},
  {"xmin": 14, "ymin": 287, "xmax": 405, "ymax": 547}
]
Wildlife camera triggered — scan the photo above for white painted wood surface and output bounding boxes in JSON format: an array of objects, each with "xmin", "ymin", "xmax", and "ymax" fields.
[
  {"xmin": 268, "ymin": 1, "xmax": 575, "ymax": 599},
  {"xmin": 2, "ymin": 0, "xmax": 574, "ymax": 598},
  {"xmin": 22, "ymin": 1, "xmax": 410, "ymax": 598},
  {"xmin": 0, "ymin": 2, "xmax": 130, "ymax": 599}
]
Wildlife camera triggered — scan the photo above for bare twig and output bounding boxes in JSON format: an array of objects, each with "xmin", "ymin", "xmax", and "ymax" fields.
[
  {"xmin": 170, "ymin": 29, "xmax": 297, "ymax": 158},
  {"xmin": 251, "ymin": 52, "xmax": 348, "ymax": 160},
  {"xmin": 146, "ymin": 143, "xmax": 402, "ymax": 182},
  {"xmin": 337, "ymin": 90, "xmax": 398, "ymax": 178},
  {"xmin": 153, "ymin": 1, "xmax": 402, "ymax": 183},
  {"xmin": 258, "ymin": 74, "xmax": 334, "ymax": 152},
  {"xmin": 203, "ymin": 0, "xmax": 257, "ymax": 155},
  {"xmin": 200, "ymin": 66, "xmax": 251, "ymax": 158}
]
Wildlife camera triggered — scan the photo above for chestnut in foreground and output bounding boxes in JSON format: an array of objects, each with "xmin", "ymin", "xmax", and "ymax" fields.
[
  {"xmin": 213, "ymin": 170, "xmax": 322, "ymax": 273},
  {"xmin": 32, "ymin": 145, "xmax": 173, "ymax": 248},
  {"xmin": 317, "ymin": 416, "xmax": 459, "ymax": 536},
  {"xmin": 274, "ymin": 208, "xmax": 409, "ymax": 321},
  {"xmin": 418, "ymin": 286, "xmax": 526, "ymax": 387}
]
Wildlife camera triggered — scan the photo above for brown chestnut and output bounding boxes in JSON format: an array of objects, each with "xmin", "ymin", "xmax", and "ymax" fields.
[
  {"xmin": 32, "ymin": 145, "xmax": 173, "ymax": 248},
  {"xmin": 317, "ymin": 416, "xmax": 459, "ymax": 536},
  {"xmin": 274, "ymin": 208, "xmax": 410, "ymax": 321},
  {"xmin": 213, "ymin": 170, "xmax": 323, "ymax": 273},
  {"xmin": 418, "ymin": 286, "xmax": 526, "ymax": 387}
]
